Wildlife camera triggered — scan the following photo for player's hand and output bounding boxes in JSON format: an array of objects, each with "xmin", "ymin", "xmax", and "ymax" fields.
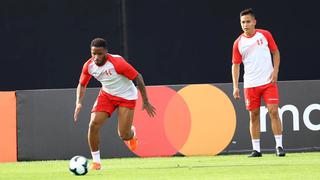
[
  {"xmin": 74, "ymin": 103, "xmax": 82, "ymax": 122},
  {"xmin": 142, "ymin": 102, "xmax": 156, "ymax": 117},
  {"xmin": 233, "ymin": 87, "xmax": 240, "ymax": 99},
  {"xmin": 270, "ymin": 70, "xmax": 278, "ymax": 83}
]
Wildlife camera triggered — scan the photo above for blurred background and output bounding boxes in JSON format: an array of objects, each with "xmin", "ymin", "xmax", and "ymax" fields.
[{"xmin": 1, "ymin": 0, "xmax": 319, "ymax": 90}]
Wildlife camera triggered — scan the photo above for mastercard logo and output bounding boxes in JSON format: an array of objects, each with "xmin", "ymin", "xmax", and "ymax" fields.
[{"xmin": 128, "ymin": 84, "xmax": 236, "ymax": 157}]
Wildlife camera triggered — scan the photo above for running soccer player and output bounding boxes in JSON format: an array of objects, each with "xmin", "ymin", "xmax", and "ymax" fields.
[
  {"xmin": 231, "ymin": 8, "xmax": 285, "ymax": 157},
  {"xmin": 74, "ymin": 38, "xmax": 156, "ymax": 170}
]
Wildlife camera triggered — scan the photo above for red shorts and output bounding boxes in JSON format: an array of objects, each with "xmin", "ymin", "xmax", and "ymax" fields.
[
  {"xmin": 92, "ymin": 90, "xmax": 136, "ymax": 116},
  {"xmin": 244, "ymin": 83, "xmax": 279, "ymax": 110}
]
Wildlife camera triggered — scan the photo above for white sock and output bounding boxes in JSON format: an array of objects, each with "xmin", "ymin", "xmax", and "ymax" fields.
[
  {"xmin": 131, "ymin": 126, "xmax": 136, "ymax": 138},
  {"xmin": 91, "ymin": 150, "xmax": 101, "ymax": 163},
  {"xmin": 274, "ymin": 135, "xmax": 283, "ymax": 148},
  {"xmin": 252, "ymin": 139, "xmax": 261, "ymax": 152}
]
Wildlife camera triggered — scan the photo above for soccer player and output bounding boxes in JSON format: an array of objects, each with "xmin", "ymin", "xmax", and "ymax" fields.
[
  {"xmin": 74, "ymin": 38, "xmax": 156, "ymax": 170},
  {"xmin": 231, "ymin": 8, "xmax": 285, "ymax": 157}
]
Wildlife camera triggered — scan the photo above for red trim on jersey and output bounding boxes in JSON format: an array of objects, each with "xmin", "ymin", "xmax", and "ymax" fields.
[
  {"xmin": 232, "ymin": 36, "xmax": 242, "ymax": 64},
  {"xmin": 241, "ymin": 29, "xmax": 257, "ymax": 38},
  {"xmin": 256, "ymin": 29, "xmax": 278, "ymax": 52},
  {"xmin": 79, "ymin": 59, "xmax": 93, "ymax": 86},
  {"xmin": 107, "ymin": 54, "xmax": 139, "ymax": 80}
]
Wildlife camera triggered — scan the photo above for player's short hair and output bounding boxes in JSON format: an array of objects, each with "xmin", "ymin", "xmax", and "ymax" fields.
[
  {"xmin": 91, "ymin": 38, "xmax": 107, "ymax": 48},
  {"xmin": 240, "ymin": 8, "xmax": 255, "ymax": 18}
]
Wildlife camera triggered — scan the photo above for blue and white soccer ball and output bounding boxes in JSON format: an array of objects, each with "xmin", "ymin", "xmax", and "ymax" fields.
[{"xmin": 69, "ymin": 155, "xmax": 88, "ymax": 175}]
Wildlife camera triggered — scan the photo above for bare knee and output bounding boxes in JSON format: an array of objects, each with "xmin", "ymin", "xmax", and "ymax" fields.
[
  {"xmin": 268, "ymin": 107, "xmax": 279, "ymax": 119},
  {"xmin": 250, "ymin": 109, "xmax": 260, "ymax": 122},
  {"xmin": 88, "ymin": 112, "xmax": 108, "ymax": 131},
  {"xmin": 89, "ymin": 121, "xmax": 103, "ymax": 130}
]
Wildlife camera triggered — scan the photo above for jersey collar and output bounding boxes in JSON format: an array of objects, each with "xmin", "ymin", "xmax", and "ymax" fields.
[{"xmin": 242, "ymin": 29, "xmax": 257, "ymax": 38}]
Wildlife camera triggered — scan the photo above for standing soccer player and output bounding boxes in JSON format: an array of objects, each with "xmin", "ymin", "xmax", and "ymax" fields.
[
  {"xmin": 74, "ymin": 38, "xmax": 156, "ymax": 170},
  {"xmin": 232, "ymin": 8, "xmax": 285, "ymax": 157}
]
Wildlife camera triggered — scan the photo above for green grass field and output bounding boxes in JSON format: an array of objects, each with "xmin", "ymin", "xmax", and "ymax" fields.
[{"xmin": 1, "ymin": 152, "xmax": 320, "ymax": 180}]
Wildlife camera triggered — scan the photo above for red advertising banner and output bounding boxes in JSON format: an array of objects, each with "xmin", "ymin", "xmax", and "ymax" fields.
[{"xmin": 0, "ymin": 92, "xmax": 17, "ymax": 162}]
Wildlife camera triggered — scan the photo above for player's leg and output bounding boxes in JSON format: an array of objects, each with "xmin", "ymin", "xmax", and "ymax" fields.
[
  {"xmin": 88, "ymin": 112, "xmax": 108, "ymax": 155},
  {"xmin": 266, "ymin": 104, "xmax": 282, "ymax": 136},
  {"xmin": 117, "ymin": 106, "xmax": 138, "ymax": 151},
  {"xmin": 245, "ymin": 87, "xmax": 262, "ymax": 157},
  {"xmin": 267, "ymin": 104, "xmax": 285, "ymax": 156},
  {"xmin": 88, "ymin": 112, "xmax": 108, "ymax": 170},
  {"xmin": 248, "ymin": 108, "xmax": 262, "ymax": 157},
  {"xmin": 263, "ymin": 83, "xmax": 285, "ymax": 156},
  {"xmin": 89, "ymin": 90, "xmax": 115, "ymax": 170},
  {"xmin": 118, "ymin": 107, "xmax": 135, "ymax": 140}
]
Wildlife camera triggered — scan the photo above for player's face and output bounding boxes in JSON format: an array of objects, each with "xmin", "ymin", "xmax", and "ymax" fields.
[
  {"xmin": 240, "ymin": 15, "xmax": 256, "ymax": 35},
  {"xmin": 91, "ymin": 46, "xmax": 107, "ymax": 66}
]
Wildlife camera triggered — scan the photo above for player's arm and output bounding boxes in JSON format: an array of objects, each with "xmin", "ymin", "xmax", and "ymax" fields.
[
  {"xmin": 232, "ymin": 38, "xmax": 242, "ymax": 99},
  {"xmin": 232, "ymin": 64, "xmax": 241, "ymax": 99},
  {"xmin": 271, "ymin": 50, "xmax": 280, "ymax": 83},
  {"xmin": 134, "ymin": 73, "xmax": 156, "ymax": 117},
  {"xmin": 74, "ymin": 83, "xmax": 87, "ymax": 122},
  {"xmin": 114, "ymin": 57, "xmax": 156, "ymax": 117},
  {"xmin": 74, "ymin": 62, "xmax": 92, "ymax": 122}
]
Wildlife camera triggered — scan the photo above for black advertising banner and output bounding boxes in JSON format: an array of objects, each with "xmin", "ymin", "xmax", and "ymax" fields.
[
  {"xmin": 17, "ymin": 89, "xmax": 135, "ymax": 161},
  {"xmin": 219, "ymin": 80, "xmax": 320, "ymax": 153},
  {"xmin": 17, "ymin": 81, "xmax": 320, "ymax": 160}
]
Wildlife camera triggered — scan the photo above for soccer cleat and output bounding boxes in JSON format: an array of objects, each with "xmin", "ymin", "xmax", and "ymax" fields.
[
  {"xmin": 248, "ymin": 150, "xmax": 262, "ymax": 157},
  {"xmin": 89, "ymin": 162, "xmax": 101, "ymax": 170},
  {"xmin": 126, "ymin": 126, "xmax": 138, "ymax": 151},
  {"xmin": 127, "ymin": 136, "xmax": 138, "ymax": 151},
  {"xmin": 276, "ymin": 146, "xmax": 286, "ymax": 157}
]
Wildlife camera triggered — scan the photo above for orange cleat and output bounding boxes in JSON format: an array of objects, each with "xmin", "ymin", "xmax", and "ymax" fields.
[
  {"xmin": 127, "ymin": 136, "xmax": 138, "ymax": 151},
  {"xmin": 89, "ymin": 162, "xmax": 101, "ymax": 170},
  {"xmin": 125, "ymin": 126, "xmax": 138, "ymax": 151}
]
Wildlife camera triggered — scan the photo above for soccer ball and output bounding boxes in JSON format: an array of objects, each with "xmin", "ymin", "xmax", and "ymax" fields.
[{"xmin": 69, "ymin": 155, "xmax": 88, "ymax": 175}]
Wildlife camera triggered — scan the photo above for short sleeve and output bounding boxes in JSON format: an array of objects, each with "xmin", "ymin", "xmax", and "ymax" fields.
[
  {"xmin": 259, "ymin": 29, "xmax": 278, "ymax": 52},
  {"xmin": 79, "ymin": 61, "xmax": 92, "ymax": 86},
  {"xmin": 232, "ymin": 37, "xmax": 242, "ymax": 64},
  {"xmin": 109, "ymin": 56, "xmax": 138, "ymax": 80}
]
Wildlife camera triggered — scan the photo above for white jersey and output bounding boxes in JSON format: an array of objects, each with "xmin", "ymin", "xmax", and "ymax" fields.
[
  {"xmin": 79, "ymin": 54, "xmax": 138, "ymax": 100},
  {"xmin": 232, "ymin": 29, "xmax": 278, "ymax": 88}
]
